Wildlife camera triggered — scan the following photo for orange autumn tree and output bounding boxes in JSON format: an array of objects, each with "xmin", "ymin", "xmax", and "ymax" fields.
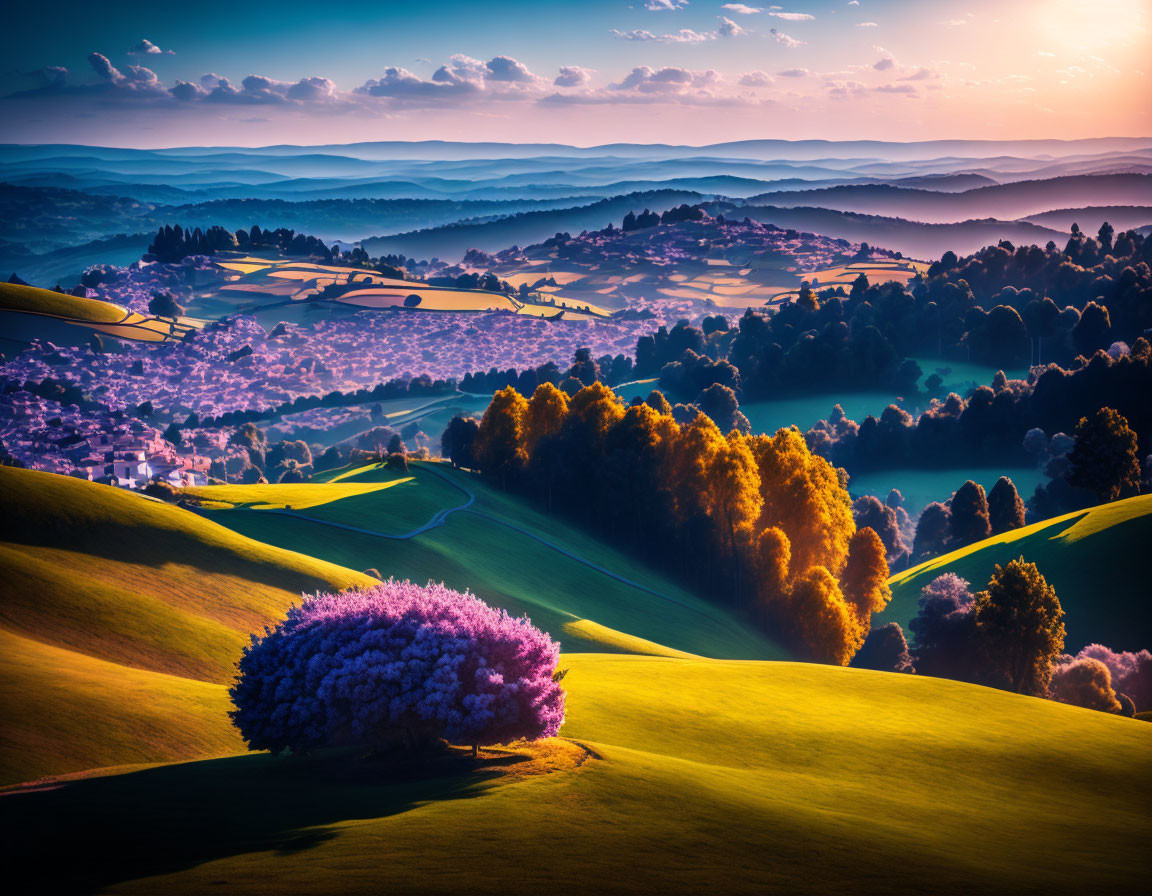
[
  {"xmin": 466, "ymin": 384, "xmax": 886, "ymax": 665},
  {"xmin": 473, "ymin": 387, "xmax": 529, "ymax": 488}
]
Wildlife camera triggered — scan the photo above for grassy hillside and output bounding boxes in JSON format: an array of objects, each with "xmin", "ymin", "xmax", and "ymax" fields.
[
  {"xmin": 189, "ymin": 461, "xmax": 785, "ymax": 661},
  {"xmin": 2, "ymin": 654, "xmax": 1148, "ymax": 894},
  {"xmin": 0, "ymin": 466, "xmax": 376, "ymax": 782},
  {"xmin": 883, "ymin": 494, "xmax": 1152, "ymax": 651},
  {"xmin": 0, "ymin": 279, "xmax": 129, "ymax": 322}
]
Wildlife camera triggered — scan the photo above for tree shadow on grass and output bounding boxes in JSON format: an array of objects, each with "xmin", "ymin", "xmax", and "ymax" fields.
[{"xmin": 0, "ymin": 748, "xmax": 521, "ymax": 893}]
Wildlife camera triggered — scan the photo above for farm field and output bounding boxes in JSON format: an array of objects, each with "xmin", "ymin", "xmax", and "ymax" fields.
[
  {"xmin": 2, "ymin": 653, "xmax": 1147, "ymax": 894},
  {"xmin": 0, "ymin": 280, "xmax": 199, "ymax": 343},
  {"xmin": 201, "ymin": 256, "xmax": 610, "ymax": 322},
  {"xmin": 883, "ymin": 494, "xmax": 1152, "ymax": 652},
  {"xmin": 492, "ymin": 253, "xmax": 929, "ymax": 314}
]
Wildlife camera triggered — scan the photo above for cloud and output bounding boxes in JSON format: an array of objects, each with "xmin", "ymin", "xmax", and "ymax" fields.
[
  {"xmin": 610, "ymin": 66, "xmax": 721, "ymax": 94},
  {"xmin": 857, "ymin": 21, "xmax": 878, "ymax": 28},
  {"xmin": 612, "ymin": 29, "xmax": 659, "ymax": 41},
  {"xmin": 662, "ymin": 29, "xmax": 715, "ymax": 42},
  {"xmin": 875, "ymin": 83, "xmax": 918, "ymax": 94},
  {"xmin": 722, "ymin": 4, "xmax": 762, "ymax": 13},
  {"xmin": 613, "ymin": 21, "xmax": 741, "ymax": 43},
  {"xmin": 770, "ymin": 28, "xmax": 805, "ymax": 47},
  {"xmin": 874, "ymin": 57, "xmax": 895, "ymax": 71},
  {"xmin": 89, "ymin": 53, "xmax": 123, "ymax": 84},
  {"xmin": 485, "ymin": 56, "xmax": 541, "ymax": 83},
  {"xmin": 940, "ymin": 17, "xmax": 972, "ymax": 27},
  {"xmin": 128, "ymin": 39, "xmax": 173, "ymax": 56},
  {"xmin": 554, "ymin": 65, "xmax": 593, "ymax": 87},
  {"xmin": 899, "ymin": 67, "xmax": 940, "ymax": 81},
  {"xmin": 287, "ymin": 76, "xmax": 338, "ymax": 101},
  {"xmin": 777, "ymin": 67, "xmax": 809, "ymax": 78},
  {"xmin": 356, "ymin": 66, "xmax": 481, "ymax": 100},
  {"xmin": 849, "ymin": 1, "xmax": 860, "ymax": 5},
  {"xmin": 739, "ymin": 70, "xmax": 774, "ymax": 86},
  {"xmin": 826, "ymin": 79, "xmax": 866, "ymax": 98},
  {"xmin": 718, "ymin": 17, "xmax": 745, "ymax": 38},
  {"xmin": 769, "ymin": 11, "xmax": 814, "ymax": 21},
  {"xmin": 29, "ymin": 66, "xmax": 69, "ymax": 88},
  {"xmin": 645, "ymin": 0, "xmax": 689, "ymax": 9}
]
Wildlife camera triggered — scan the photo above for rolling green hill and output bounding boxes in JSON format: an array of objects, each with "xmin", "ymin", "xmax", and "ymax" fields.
[
  {"xmin": 883, "ymin": 494, "xmax": 1152, "ymax": 651},
  {"xmin": 187, "ymin": 461, "xmax": 786, "ymax": 661},
  {"xmin": 0, "ymin": 466, "xmax": 377, "ymax": 782},
  {"xmin": 1, "ymin": 466, "xmax": 1148, "ymax": 893},
  {"xmin": 0, "ymin": 279, "xmax": 128, "ymax": 322},
  {"xmin": 2, "ymin": 654, "xmax": 1148, "ymax": 894}
]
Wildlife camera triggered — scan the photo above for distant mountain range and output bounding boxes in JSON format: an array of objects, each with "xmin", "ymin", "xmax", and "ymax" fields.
[
  {"xmin": 744, "ymin": 175, "xmax": 1152, "ymax": 224},
  {"xmin": 2, "ymin": 139, "xmax": 1151, "ymax": 278}
]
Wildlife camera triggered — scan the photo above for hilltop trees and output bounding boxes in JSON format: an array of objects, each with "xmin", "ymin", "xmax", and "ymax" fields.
[
  {"xmin": 441, "ymin": 416, "xmax": 480, "ymax": 469},
  {"xmin": 948, "ymin": 480, "xmax": 991, "ymax": 547},
  {"xmin": 908, "ymin": 564, "xmax": 1064, "ymax": 697},
  {"xmin": 1049, "ymin": 658, "xmax": 1123, "ymax": 713},
  {"xmin": 454, "ymin": 382, "xmax": 886, "ymax": 664},
  {"xmin": 230, "ymin": 581, "xmax": 566, "ymax": 755},
  {"xmin": 987, "ymin": 476, "xmax": 1027, "ymax": 534},
  {"xmin": 1066, "ymin": 407, "xmax": 1142, "ymax": 503},
  {"xmin": 973, "ymin": 559, "xmax": 1065, "ymax": 696},
  {"xmin": 851, "ymin": 622, "xmax": 915, "ymax": 673},
  {"xmin": 148, "ymin": 290, "xmax": 185, "ymax": 319},
  {"xmin": 473, "ymin": 388, "xmax": 528, "ymax": 487}
]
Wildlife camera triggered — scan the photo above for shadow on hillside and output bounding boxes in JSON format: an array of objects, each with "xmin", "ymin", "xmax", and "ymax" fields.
[{"xmin": 0, "ymin": 748, "xmax": 519, "ymax": 892}]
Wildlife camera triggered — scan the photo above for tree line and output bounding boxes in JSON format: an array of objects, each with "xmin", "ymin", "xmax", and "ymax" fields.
[
  {"xmin": 444, "ymin": 382, "xmax": 892, "ymax": 665},
  {"xmin": 631, "ymin": 222, "xmax": 1152, "ymax": 403}
]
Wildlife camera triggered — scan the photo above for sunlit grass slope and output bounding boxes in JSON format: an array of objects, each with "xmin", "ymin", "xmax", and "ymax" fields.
[
  {"xmin": 3, "ymin": 655, "xmax": 1148, "ymax": 894},
  {"xmin": 182, "ymin": 478, "xmax": 412, "ymax": 510},
  {"xmin": 0, "ymin": 466, "xmax": 375, "ymax": 782},
  {"xmin": 883, "ymin": 494, "xmax": 1152, "ymax": 650},
  {"xmin": 0, "ymin": 280, "xmax": 128, "ymax": 322},
  {"xmin": 196, "ymin": 461, "xmax": 785, "ymax": 661}
]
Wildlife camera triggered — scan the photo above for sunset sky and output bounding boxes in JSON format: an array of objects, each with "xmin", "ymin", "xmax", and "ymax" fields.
[{"xmin": 3, "ymin": 0, "xmax": 1149, "ymax": 146}]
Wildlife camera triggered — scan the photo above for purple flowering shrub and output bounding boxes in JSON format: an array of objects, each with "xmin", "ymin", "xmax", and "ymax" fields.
[{"xmin": 229, "ymin": 580, "xmax": 566, "ymax": 753}]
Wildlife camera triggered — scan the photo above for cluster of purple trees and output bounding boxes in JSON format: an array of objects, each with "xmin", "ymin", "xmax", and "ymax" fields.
[
  {"xmin": 855, "ymin": 569, "xmax": 1150, "ymax": 716},
  {"xmin": 230, "ymin": 580, "xmax": 567, "ymax": 755}
]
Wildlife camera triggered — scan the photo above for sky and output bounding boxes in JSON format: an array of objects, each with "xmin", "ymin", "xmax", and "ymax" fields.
[{"xmin": 2, "ymin": 0, "xmax": 1149, "ymax": 147}]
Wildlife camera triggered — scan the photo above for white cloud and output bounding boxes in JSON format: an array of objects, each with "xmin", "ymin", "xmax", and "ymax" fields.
[
  {"xmin": 769, "ymin": 12, "xmax": 814, "ymax": 21},
  {"xmin": 770, "ymin": 28, "xmax": 805, "ymax": 47},
  {"xmin": 128, "ymin": 39, "xmax": 174, "ymax": 56},
  {"xmin": 718, "ymin": 17, "xmax": 745, "ymax": 38},
  {"xmin": 777, "ymin": 67, "xmax": 809, "ymax": 78},
  {"xmin": 645, "ymin": 0, "xmax": 689, "ymax": 9},
  {"xmin": 554, "ymin": 65, "xmax": 594, "ymax": 87},
  {"xmin": 857, "ymin": 22, "xmax": 878, "ymax": 28},
  {"xmin": 722, "ymin": 4, "xmax": 763, "ymax": 13},
  {"xmin": 612, "ymin": 29, "xmax": 658, "ymax": 41},
  {"xmin": 610, "ymin": 66, "xmax": 722, "ymax": 93},
  {"xmin": 739, "ymin": 70, "xmax": 774, "ymax": 86},
  {"xmin": 899, "ymin": 67, "xmax": 940, "ymax": 81},
  {"xmin": 486, "ymin": 56, "xmax": 541, "ymax": 83}
]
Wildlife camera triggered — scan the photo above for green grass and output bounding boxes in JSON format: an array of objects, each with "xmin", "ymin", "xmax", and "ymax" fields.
[
  {"xmin": 0, "ymin": 280, "xmax": 129, "ymax": 322},
  {"xmin": 3, "ymin": 466, "xmax": 1149, "ymax": 893},
  {"xmin": 3, "ymin": 654, "xmax": 1148, "ymax": 894},
  {"xmin": 0, "ymin": 466, "xmax": 376, "ymax": 783},
  {"xmin": 182, "ymin": 478, "xmax": 412, "ymax": 510},
  {"xmin": 195, "ymin": 462, "xmax": 786, "ymax": 661},
  {"xmin": 884, "ymin": 494, "xmax": 1152, "ymax": 651}
]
